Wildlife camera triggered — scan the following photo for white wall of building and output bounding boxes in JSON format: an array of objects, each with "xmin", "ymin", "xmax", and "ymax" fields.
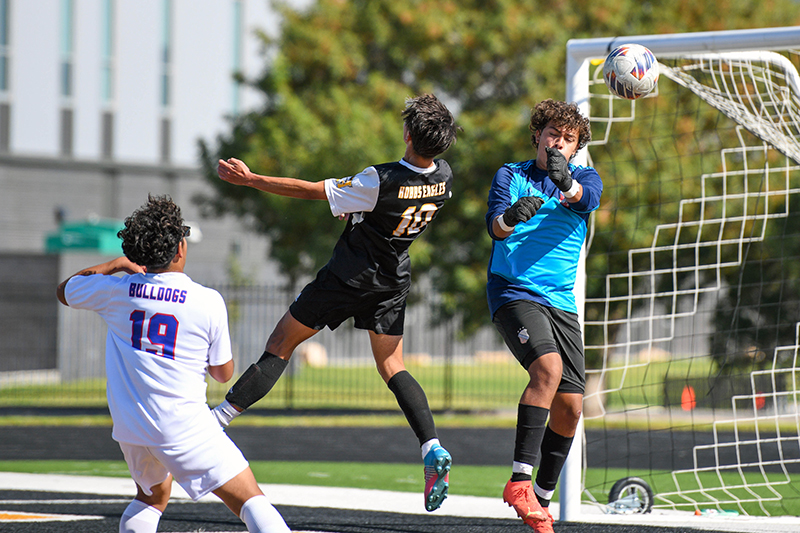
[
  {"xmin": 0, "ymin": 0, "xmax": 300, "ymax": 286},
  {"xmin": 6, "ymin": 0, "xmax": 280, "ymax": 165},
  {"xmin": 11, "ymin": 0, "xmax": 61, "ymax": 157},
  {"xmin": 114, "ymin": 0, "xmax": 163, "ymax": 162}
]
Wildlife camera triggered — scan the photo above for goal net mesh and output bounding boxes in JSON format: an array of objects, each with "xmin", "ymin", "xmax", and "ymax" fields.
[{"xmin": 582, "ymin": 46, "xmax": 800, "ymax": 516}]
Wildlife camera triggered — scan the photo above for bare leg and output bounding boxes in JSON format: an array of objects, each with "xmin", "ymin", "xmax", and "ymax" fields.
[
  {"xmin": 548, "ymin": 391, "xmax": 583, "ymax": 437},
  {"xmin": 119, "ymin": 476, "xmax": 171, "ymax": 533},
  {"xmin": 212, "ymin": 468, "xmax": 263, "ymax": 517},
  {"xmin": 520, "ymin": 351, "xmax": 563, "ymax": 408},
  {"xmin": 213, "ymin": 468, "xmax": 290, "ymax": 532},
  {"xmin": 368, "ymin": 331, "xmax": 405, "ymax": 383},
  {"xmin": 265, "ymin": 310, "xmax": 320, "ymax": 360},
  {"xmin": 134, "ymin": 476, "xmax": 171, "ymax": 513}
]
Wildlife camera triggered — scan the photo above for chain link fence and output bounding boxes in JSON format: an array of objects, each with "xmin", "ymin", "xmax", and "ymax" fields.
[{"xmin": 1, "ymin": 271, "xmax": 523, "ymax": 412}]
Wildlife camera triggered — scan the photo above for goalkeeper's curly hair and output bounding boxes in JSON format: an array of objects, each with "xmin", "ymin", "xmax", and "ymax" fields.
[
  {"xmin": 529, "ymin": 99, "xmax": 591, "ymax": 154},
  {"xmin": 118, "ymin": 194, "xmax": 185, "ymax": 270}
]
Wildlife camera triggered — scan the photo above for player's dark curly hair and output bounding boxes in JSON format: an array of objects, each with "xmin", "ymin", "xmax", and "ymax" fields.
[
  {"xmin": 401, "ymin": 94, "xmax": 459, "ymax": 158},
  {"xmin": 529, "ymin": 99, "xmax": 592, "ymax": 153},
  {"xmin": 118, "ymin": 194, "xmax": 186, "ymax": 270}
]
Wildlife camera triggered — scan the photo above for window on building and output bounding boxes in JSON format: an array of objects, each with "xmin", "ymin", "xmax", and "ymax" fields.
[
  {"xmin": 232, "ymin": 0, "xmax": 242, "ymax": 116},
  {"xmin": 101, "ymin": 0, "xmax": 114, "ymax": 158},
  {"xmin": 0, "ymin": 0, "xmax": 11, "ymax": 153},
  {"xmin": 160, "ymin": 0, "xmax": 171, "ymax": 162},
  {"xmin": 60, "ymin": 0, "xmax": 74, "ymax": 156},
  {"xmin": 60, "ymin": 0, "xmax": 73, "ymax": 99},
  {"xmin": 101, "ymin": 0, "xmax": 113, "ymax": 104}
]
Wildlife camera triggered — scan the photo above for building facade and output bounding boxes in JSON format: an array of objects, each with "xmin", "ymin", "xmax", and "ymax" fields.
[
  {"xmin": 0, "ymin": 0, "xmax": 296, "ymax": 377},
  {"xmin": 0, "ymin": 0, "xmax": 290, "ymax": 284}
]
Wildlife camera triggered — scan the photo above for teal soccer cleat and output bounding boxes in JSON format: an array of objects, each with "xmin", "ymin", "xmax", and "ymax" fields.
[{"xmin": 423, "ymin": 444, "xmax": 451, "ymax": 511}]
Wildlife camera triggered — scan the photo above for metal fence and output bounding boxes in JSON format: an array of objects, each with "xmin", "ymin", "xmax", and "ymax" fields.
[{"xmin": 1, "ymin": 279, "xmax": 523, "ymax": 412}]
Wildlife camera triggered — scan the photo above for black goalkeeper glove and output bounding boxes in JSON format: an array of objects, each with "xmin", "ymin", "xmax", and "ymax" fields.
[
  {"xmin": 502, "ymin": 195, "xmax": 544, "ymax": 228},
  {"xmin": 545, "ymin": 146, "xmax": 574, "ymax": 193}
]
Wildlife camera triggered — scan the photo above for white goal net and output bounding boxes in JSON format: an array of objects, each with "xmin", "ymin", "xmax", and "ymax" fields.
[{"xmin": 566, "ymin": 26, "xmax": 800, "ymax": 518}]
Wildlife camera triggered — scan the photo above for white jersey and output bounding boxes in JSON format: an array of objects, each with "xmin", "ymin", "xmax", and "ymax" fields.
[{"xmin": 65, "ymin": 271, "xmax": 232, "ymax": 447}]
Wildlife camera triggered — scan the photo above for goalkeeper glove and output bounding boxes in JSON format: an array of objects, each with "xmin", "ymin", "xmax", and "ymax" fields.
[
  {"xmin": 501, "ymin": 196, "xmax": 544, "ymax": 229},
  {"xmin": 545, "ymin": 147, "xmax": 579, "ymax": 197}
]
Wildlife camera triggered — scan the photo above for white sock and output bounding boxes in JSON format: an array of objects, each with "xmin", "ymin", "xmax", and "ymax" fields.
[
  {"xmin": 512, "ymin": 461, "xmax": 534, "ymax": 476},
  {"xmin": 212, "ymin": 399, "xmax": 241, "ymax": 427},
  {"xmin": 119, "ymin": 499, "xmax": 161, "ymax": 533},
  {"xmin": 534, "ymin": 481, "xmax": 555, "ymax": 502},
  {"xmin": 240, "ymin": 495, "xmax": 291, "ymax": 533},
  {"xmin": 420, "ymin": 438, "xmax": 441, "ymax": 460}
]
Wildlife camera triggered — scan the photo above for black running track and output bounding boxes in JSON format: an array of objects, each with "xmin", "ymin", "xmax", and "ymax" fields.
[
  {"xmin": 0, "ymin": 411, "xmax": 753, "ymax": 533},
  {"xmin": 0, "ymin": 490, "xmax": 716, "ymax": 533}
]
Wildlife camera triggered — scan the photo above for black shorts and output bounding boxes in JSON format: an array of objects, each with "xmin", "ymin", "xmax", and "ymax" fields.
[
  {"xmin": 289, "ymin": 266, "xmax": 409, "ymax": 336},
  {"xmin": 492, "ymin": 300, "xmax": 585, "ymax": 394}
]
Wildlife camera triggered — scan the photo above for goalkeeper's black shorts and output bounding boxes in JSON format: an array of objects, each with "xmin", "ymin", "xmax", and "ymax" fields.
[{"xmin": 492, "ymin": 299, "xmax": 585, "ymax": 394}]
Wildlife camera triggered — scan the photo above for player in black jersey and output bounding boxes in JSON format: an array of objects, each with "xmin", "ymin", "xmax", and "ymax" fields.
[{"xmin": 212, "ymin": 94, "xmax": 459, "ymax": 512}]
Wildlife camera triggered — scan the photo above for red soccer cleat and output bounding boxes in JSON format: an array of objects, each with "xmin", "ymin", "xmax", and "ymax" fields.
[{"xmin": 502, "ymin": 479, "xmax": 553, "ymax": 531}]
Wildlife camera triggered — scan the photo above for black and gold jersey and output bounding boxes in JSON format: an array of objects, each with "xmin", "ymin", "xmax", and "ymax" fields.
[{"xmin": 324, "ymin": 159, "xmax": 453, "ymax": 291}]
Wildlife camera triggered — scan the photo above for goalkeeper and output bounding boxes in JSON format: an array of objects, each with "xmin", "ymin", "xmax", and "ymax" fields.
[{"xmin": 485, "ymin": 99, "xmax": 602, "ymax": 532}]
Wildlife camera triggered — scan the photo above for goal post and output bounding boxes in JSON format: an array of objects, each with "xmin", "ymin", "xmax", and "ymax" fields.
[{"xmin": 562, "ymin": 26, "xmax": 800, "ymax": 521}]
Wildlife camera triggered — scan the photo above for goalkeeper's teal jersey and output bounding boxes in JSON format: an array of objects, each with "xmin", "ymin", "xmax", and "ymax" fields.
[{"xmin": 485, "ymin": 159, "xmax": 603, "ymax": 316}]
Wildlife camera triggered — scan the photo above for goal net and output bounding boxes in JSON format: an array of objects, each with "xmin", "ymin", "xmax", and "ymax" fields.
[{"xmin": 566, "ymin": 27, "xmax": 800, "ymax": 518}]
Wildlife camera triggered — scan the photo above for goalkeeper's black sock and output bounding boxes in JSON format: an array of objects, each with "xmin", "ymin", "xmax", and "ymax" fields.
[
  {"xmin": 512, "ymin": 404, "xmax": 549, "ymax": 478},
  {"xmin": 387, "ymin": 370, "xmax": 438, "ymax": 445},
  {"xmin": 225, "ymin": 351, "xmax": 288, "ymax": 410},
  {"xmin": 534, "ymin": 425, "xmax": 574, "ymax": 507}
]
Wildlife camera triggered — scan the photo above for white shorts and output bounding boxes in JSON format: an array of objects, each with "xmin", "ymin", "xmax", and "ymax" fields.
[{"xmin": 119, "ymin": 431, "xmax": 249, "ymax": 501}]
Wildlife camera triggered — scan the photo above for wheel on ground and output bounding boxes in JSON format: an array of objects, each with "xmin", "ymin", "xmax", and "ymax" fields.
[{"xmin": 607, "ymin": 476, "xmax": 654, "ymax": 514}]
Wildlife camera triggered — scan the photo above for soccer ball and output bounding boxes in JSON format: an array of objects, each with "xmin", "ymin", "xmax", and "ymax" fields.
[{"xmin": 602, "ymin": 44, "xmax": 659, "ymax": 100}]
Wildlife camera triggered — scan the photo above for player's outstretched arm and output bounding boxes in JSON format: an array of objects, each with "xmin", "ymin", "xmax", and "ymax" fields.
[
  {"xmin": 208, "ymin": 359, "xmax": 234, "ymax": 383},
  {"xmin": 217, "ymin": 157, "xmax": 327, "ymax": 200},
  {"xmin": 56, "ymin": 257, "xmax": 145, "ymax": 306}
]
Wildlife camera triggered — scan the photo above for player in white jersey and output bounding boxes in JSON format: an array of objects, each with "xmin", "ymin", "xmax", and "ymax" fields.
[{"xmin": 56, "ymin": 195, "xmax": 290, "ymax": 533}]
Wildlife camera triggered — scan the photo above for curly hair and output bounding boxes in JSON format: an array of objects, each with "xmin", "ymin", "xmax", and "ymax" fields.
[
  {"xmin": 401, "ymin": 94, "xmax": 459, "ymax": 158},
  {"xmin": 118, "ymin": 195, "xmax": 185, "ymax": 270},
  {"xmin": 529, "ymin": 99, "xmax": 591, "ymax": 153}
]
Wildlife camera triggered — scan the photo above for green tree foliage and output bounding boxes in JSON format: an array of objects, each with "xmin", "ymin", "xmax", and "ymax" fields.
[{"xmin": 198, "ymin": 0, "xmax": 800, "ymax": 341}]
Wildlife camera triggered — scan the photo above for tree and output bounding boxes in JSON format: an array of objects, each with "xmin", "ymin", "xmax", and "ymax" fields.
[{"xmin": 198, "ymin": 0, "xmax": 800, "ymax": 342}]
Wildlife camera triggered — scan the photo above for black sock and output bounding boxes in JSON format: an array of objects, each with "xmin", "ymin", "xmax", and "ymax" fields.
[
  {"xmin": 225, "ymin": 351, "xmax": 288, "ymax": 410},
  {"xmin": 534, "ymin": 425, "xmax": 574, "ymax": 507},
  {"xmin": 513, "ymin": 404, "xmax": 549, "ymax": 473},
  {"xmin": 387, "ymin": 370, "xmax": 437, "ymax": 445}
]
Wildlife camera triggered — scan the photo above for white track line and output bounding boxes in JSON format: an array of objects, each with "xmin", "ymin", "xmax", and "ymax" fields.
[{"xmin": 3, "ymin": 472, "xmax": 800, "ymax": 532}]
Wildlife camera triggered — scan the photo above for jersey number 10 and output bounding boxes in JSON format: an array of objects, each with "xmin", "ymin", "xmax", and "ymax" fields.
[{"xmin": 393, "ymin": 203, "xmax": 439, "ymax": 237}]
